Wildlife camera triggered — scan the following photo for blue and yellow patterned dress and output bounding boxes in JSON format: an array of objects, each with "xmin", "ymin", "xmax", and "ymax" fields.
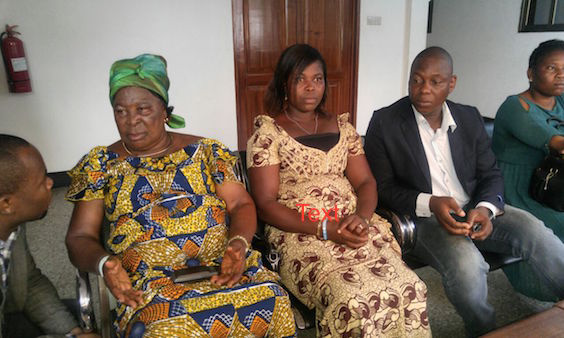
[{"xmin": 66, "ymin": 138, "xmax": 296, "ymax": 337}]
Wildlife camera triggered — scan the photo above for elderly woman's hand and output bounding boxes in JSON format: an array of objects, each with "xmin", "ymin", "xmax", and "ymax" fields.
[
  {"xmin": 103, "ymin": 256, "xmax": 144, "ymax": 308},
  {"xmin": 211, "ymin": 239, "xmax": 247, "ymax": 288}
]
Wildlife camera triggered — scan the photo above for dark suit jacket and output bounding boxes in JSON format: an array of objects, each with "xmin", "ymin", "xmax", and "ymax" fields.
[
  {"xmin": 2, "ymin": 227, "xmax": 77, "ymax": 337},
  {"xmin": 364, "ymin": 96, "xmax": 504, "ymax": 217}
]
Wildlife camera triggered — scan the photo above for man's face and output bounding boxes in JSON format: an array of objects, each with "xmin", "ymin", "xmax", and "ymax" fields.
[
  {"xmin": 11, "ymin": 146, "xmax": 53, "ymax": 222},
  {"xmin": 408, "ymin": 56, "xmax": 456, "ymax": 117}
]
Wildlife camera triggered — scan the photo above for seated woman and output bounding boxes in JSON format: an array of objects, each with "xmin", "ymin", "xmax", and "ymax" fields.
[
  {"xmin": 493, "ymin": 39, "xmax": 564, "ymax": 301},
  {"xmin": 247, "ymin": 44, "xmax": 430, "ymax": 337},
  {"xmin": 65, "ymin": 54, "xmax": 296, "ymax": 337}
]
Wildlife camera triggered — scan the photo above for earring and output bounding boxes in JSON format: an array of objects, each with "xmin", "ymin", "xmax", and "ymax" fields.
[{"xmin": 164, "ymin": 117, "xmax": 170, "ymax": 123}]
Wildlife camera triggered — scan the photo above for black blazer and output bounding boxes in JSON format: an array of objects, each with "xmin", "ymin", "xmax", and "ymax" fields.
[{"xmin": 364, "ymin": 96, "xmax": 504, "ymax": 217}]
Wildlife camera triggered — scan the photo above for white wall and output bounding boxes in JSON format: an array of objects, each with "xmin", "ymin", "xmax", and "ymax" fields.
[
  {"xmin": 0, "ymin": 0, "xmax": 237, "ymax": 172},
  {"xmin": 356, "ymin": 0, "xmax": 429, "ymax": 133},
  {"xmin": 0, "ymin": 0, "xmax": 429, "ymax": 171},
  {"xmin": 428, "ymin": 0, "xmax": 564, "ymax": 117}
]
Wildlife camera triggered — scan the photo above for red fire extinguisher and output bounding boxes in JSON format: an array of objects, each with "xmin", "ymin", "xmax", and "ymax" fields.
[{"xmin": 1, "ymin": 25, "xmax": 32, "ymax": 93}]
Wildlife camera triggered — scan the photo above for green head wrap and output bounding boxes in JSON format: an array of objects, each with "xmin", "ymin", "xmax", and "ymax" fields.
[{"xmin": 109, "ymin": 53, "xmax": 185, "ymax": 128}]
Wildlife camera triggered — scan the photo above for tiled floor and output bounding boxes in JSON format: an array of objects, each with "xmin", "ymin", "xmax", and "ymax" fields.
[{"xmin": 26, "ymin": 188, "xmax": 554, "ymax": 337}]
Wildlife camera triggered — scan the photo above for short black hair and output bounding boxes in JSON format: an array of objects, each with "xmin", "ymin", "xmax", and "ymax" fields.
[
  {"xmin": 411, "ymin": 46, "xmax": 453, "ymax": 75},
  {"xmin": 529, "ymin": 39, "xmax": 564, "ymax": 70},
  {"xmin": 0, "ymin": 134, "xmax": 31, "ymax": 196},
  {"xmin": 264, "ymin": 44, "xmax": 328, "ymax": 115}
]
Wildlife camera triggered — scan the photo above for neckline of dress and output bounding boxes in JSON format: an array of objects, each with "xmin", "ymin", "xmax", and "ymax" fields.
[
  {"xmin": 517, "ymin": 94, "xmax": 560, "ymax": 114},
  {"xmin": 106, "ymin": 138, "xmax": 206, "ymax": 160},
  {"xmin": 272, "ymin": 115, "xmax": 345, "ymax": 155}
]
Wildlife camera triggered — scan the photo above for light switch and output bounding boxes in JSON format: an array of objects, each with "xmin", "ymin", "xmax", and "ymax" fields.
[{"xmin": 367, "ymin": 16, "xmax": 382, "ymax": 26}]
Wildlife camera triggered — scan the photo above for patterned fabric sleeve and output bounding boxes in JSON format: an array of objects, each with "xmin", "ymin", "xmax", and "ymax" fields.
[
  {"xmin": 338, "ymin": 113, "xmax": 365, "ymax": 157},
  {"xmin": 65, "ymin": 146, "xmax": 111, "ymax": 201},
  {"xmin": 204, "ymin": 139, "xmax": 241, "ymax": 185},
  {"xmin": 246, "ymin": 115, "xmax": 281, "ymax": 168}
]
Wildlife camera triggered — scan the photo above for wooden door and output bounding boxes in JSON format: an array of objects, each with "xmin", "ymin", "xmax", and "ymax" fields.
[{"xmin": 232, "ymin": 0, "xmax": 359, "ymax": 149}]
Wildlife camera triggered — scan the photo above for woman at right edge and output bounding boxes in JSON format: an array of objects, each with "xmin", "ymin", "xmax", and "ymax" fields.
[
  {"xmin": 493, "ymin": 39, "xmax": 564, "ymax": 301},
  {"xmin": 247, "ymin": 44, "xmax": 430, "ymax": 337}
]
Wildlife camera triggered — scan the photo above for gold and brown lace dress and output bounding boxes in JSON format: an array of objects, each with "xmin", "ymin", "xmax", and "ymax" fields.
[{"xmin": 247, "ymin": 113, "xmax": 431, "ymax": 337}]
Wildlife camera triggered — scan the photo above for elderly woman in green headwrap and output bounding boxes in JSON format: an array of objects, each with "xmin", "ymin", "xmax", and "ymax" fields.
[{"xmin": 65, "ymin": 54, "xmax": 296, "ymax": 337}]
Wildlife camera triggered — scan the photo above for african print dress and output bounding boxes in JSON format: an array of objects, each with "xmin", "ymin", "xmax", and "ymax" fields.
[
  {"xmin": 66, "ymin": 138, "xmax": 296, "ymax": 337},
  {"xmin": 247, "ymin": 114, "xmax": 430, "ymax": 337}
]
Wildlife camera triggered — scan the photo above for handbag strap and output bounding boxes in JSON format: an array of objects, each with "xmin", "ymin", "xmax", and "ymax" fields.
[{"xmin": 546, "ymin": 116, "xmax": 564, "ymax": 128}]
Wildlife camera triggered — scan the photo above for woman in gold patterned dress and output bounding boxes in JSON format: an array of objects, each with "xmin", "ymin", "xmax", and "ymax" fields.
[
  {"xmin": 247, "ymin": 44, "xmax": 430, "ymax": 337},
  {"xmin": 65, "ymin": 54, "xmax": 295, "ymax": 337}
]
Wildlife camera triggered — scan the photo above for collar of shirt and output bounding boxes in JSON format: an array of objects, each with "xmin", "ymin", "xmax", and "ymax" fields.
[
  {"xmin": 0, "ymin": 229, "xmax": 20, "ymax": 290},
  {"xmin": 0, "ymin": 230, "xmax": 18, "ymax": 254},
  {"xmin": 412, "ymin": 101, "xmax": 457, "ymax": 134}
]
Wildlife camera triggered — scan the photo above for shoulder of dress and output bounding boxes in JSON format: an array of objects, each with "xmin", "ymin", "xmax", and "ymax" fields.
[
  {"xmin": 198, "ymin": 138, "xmax": 237, "ymax": 156},
  {"xmin": 199, "ymin": 138, "xmax": 223, "ymax": 146},
  {"xmin": 337, "ymin": 112, "xmax": 350, "ymax": 124},
  {"xmin": 91, "ymin": 145, "xmax": 109, "ymax": 154},
  {"xmin": 83, "ymin": 145, "xmax": 112, "ymax": 162},
  {"xmin": 253, "ymin": 114, "xmax": 276, "ymax": 129},
  {"xmin": 337, "ymin": 112, "xmax": 356, "ymax": 132}
]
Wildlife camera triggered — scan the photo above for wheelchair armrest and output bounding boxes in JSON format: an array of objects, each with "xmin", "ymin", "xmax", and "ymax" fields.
[
  {"xmin": 76, "ymin": 270, "xmax": 96, "ymax": 333},
  {"xmin": 252, "ymin": 218, "xmax": 281, "ymax": 272},
  {"xmin": 76, "ymin": 269, "xmax": 115, "ymax": 338},
  {"xmin": 375, "ymin": 208, "xmax": 417, "ymax": 253}
]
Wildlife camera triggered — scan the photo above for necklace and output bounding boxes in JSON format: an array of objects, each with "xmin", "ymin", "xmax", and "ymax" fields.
[
  {"xmin": 284, "ymin": 110, "xmax": 318, "ymax": 135},
  {"xmin": 122, "ymin": 133, "xmax": 173, "ymax": 157}
]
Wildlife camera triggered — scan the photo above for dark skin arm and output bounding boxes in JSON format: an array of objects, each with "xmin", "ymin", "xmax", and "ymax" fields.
[
  {"xmin": 429, "ymin": 196, "xmax": 493, "ymax": 240},
  {"xmin": 66, "ymin": 200, "xmax": 143, "ymax": 308},
  {"xmin": 549, "ymin": 135, "xmax": 564, "ymax": 154},
  {"xmin": 210, "ymin": 181, "xmax": 257, "ymax": 288},
  {"xmin": 341, "ymin": 153, "xmax": 377, "ymax": 236},
  {"xmin": 249, "ymin": 160, "xmax": 368, "ymax": 249}
]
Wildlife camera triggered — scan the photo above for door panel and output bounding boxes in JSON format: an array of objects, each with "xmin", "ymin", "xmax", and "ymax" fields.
[{"xmin": 233, "ymin": 0, "xmax": 359, "ymax": 148}]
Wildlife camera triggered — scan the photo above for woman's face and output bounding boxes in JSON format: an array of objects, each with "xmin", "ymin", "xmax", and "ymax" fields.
[
  {"xmin": 113, "ymin": 86, "xmax": 167, "ymax": 152},
  {"xmin": 286, "ymin": 61, "xmax": 325, "ymax": 114},
  {"xmin": 531, "ymin": 50, "xmax": 564, "ymax": 97}
]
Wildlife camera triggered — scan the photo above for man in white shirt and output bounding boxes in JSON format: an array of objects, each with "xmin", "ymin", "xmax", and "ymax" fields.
[{"xmin": 364, "ymin": 47, "xmax": 564, "ymax": 336}]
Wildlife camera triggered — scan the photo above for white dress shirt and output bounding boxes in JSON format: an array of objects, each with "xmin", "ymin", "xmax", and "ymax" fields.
[{"xmin": 413, "ymin": 102, "xmax": 498, "ymax": 218}]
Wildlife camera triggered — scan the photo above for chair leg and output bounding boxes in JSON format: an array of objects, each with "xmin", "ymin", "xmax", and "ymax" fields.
[{"xmin": 97, "ymin": 274, "xmax": 113, "ymax": 338}]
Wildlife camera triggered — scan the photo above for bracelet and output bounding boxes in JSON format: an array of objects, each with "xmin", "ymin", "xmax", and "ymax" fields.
[
  {"xmin": 316, "ymin": 220, "xmax": 323, "ymax": 239},
  {"xmin": 97, "ymin": 255, "xmax": 110, "ymax": 277},
  {"xmin": 227, "ymin": 235, "xmax": 250, "ymax": 251},
  {"xmin": 322, "ymin": 219, "xmax": 328, "ymax": 240}
]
